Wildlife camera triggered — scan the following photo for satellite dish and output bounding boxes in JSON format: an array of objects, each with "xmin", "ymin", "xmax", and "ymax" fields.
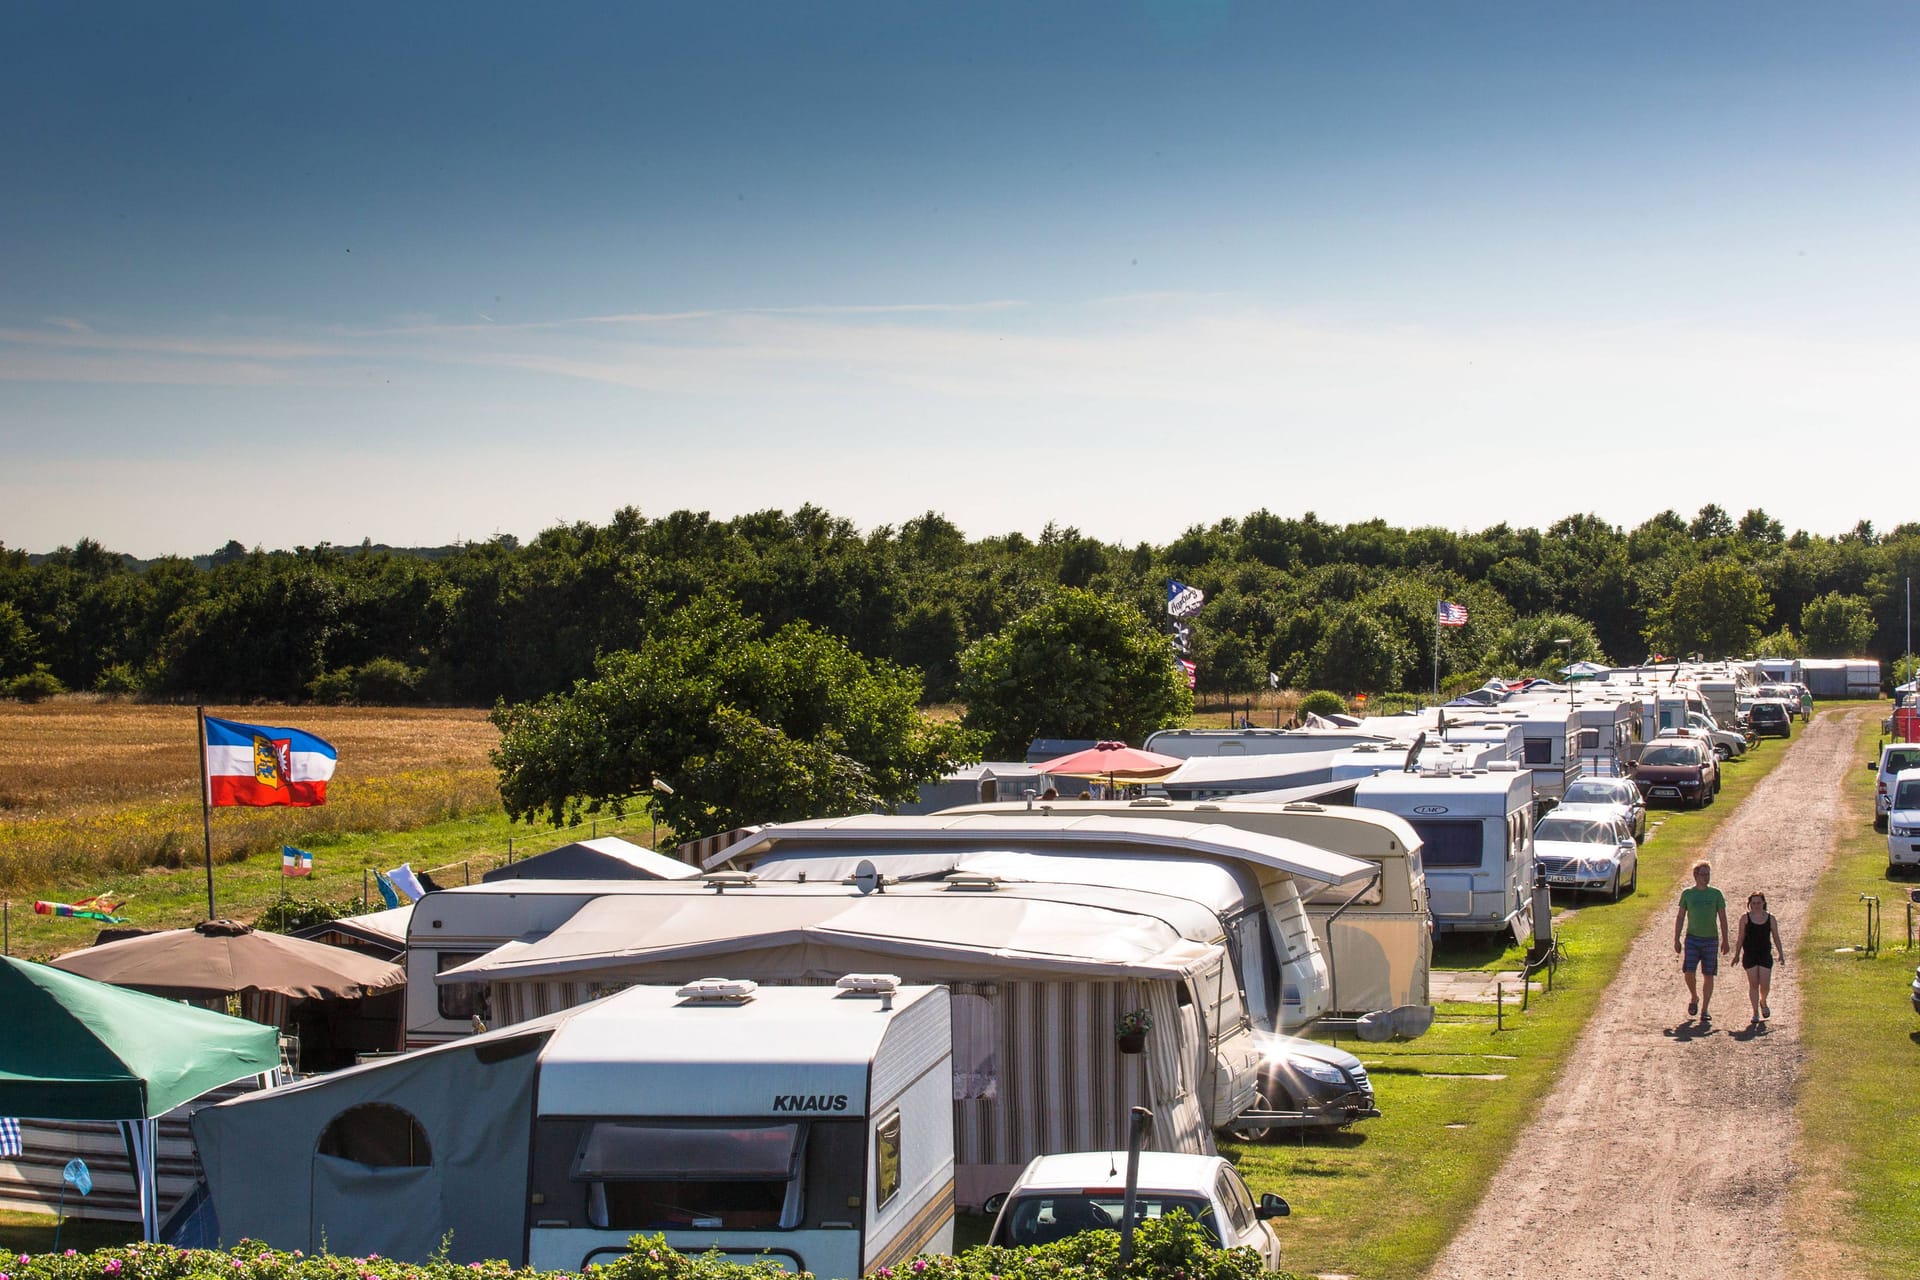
[{"xmin": 851, "ymin": 859, "xmax": 880, "ymax": 895}]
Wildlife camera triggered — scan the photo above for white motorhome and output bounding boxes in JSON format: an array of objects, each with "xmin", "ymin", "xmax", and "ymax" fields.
[
  {"xmin": 193, "ymin": 980, "xmax": 954, "ymax": 1278},
  {"xmin": 1352, "ymin": 767, "xmax": 1535, "ymax": 940},
  {"xmin": 1326, "ymin": 738, "xmax": 1508, "ymax": 783},
  {"xmin": 943, "ymin": 797, "xmax": 1433, "ymax": 1040},
  {"xmin": 1156, "ymin": 750, "xmax": 1344, "ymax": 801}
]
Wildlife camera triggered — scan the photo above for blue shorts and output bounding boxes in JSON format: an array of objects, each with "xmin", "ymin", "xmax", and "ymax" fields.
[{"xmin": 1683, "ymin": 935, "xmax": 1720, "ymax": 976}]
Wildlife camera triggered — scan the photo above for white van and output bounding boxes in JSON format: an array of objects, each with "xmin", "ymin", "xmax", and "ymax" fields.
[
  {"xmin": 1887, "ymin": 769, "xmax": 1920, "ymax": 874},
  {"xmin": 1352, "ymin": 767, "xmax": 1535, "ymax": 941}
]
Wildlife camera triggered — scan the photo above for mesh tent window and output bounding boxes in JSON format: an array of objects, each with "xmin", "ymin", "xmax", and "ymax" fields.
[{"xmin": 319, "ymin": 1103, "xmax": 432, "ymax": 1167}]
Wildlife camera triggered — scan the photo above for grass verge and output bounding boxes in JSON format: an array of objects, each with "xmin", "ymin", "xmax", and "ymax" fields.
[
  {"xmin": 1223, "ymin": 726, "xmax": 1800, "ymax": 1280},
  {"xmin": 1791, "ymin": 709, "xmax": 1920, "ymax": 1277}
]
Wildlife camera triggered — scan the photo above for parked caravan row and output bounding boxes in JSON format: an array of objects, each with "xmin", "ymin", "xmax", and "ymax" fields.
[{"xmin": 401, "ymin": 814, "xmax": 1378, "ymax": 1208}]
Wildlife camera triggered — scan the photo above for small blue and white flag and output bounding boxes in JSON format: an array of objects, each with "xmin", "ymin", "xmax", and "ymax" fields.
[{"xmin": 1167, "ymin": 580, "xmax": 1206, "ymax": 618}]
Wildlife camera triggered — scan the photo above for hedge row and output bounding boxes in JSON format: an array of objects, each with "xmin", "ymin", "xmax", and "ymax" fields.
[{"xmin": 0, "ymin": 1219, "xmax": 1297, "ymax": 1280}]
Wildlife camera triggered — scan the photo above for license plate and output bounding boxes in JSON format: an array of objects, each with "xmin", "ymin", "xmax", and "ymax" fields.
[
  {"xmin": 1548, "ymin": 875, "xmax": 1578, "ymax": 885},
  {"xmin": 1651, "ymin": 787, "xmax": 1680, "ymax": 798}
]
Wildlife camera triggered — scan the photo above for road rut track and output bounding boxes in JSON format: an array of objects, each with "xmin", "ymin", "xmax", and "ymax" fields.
[{"xmin": 1426, "ymin": 709, "xmax": 1867, "ymax": 1280}]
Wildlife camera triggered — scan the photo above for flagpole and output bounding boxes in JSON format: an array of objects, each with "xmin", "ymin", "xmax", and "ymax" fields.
[
  {"xmin": 196, "ymin": 706, "xmax": 216, "ymax": 920},
  {"xmin": 1433, "ymin": 605, "xmax": 1441, "ymax": 701}
]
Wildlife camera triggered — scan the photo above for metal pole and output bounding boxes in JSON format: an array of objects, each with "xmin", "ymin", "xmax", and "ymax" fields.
[
  {"xmin": 196, "ymin": 706, "xmax": 216, "ymax": 920},
  {"xmin": 1433, "ymin": 608, "xmax": 1440, "ymax": 698},
  {"xmin": 1119, "ymin": 1106, "xmax": 1153, "ymax": 1267}
]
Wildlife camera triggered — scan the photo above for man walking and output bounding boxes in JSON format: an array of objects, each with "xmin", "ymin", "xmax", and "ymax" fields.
[{"xmin": 1674, "ymin": 860, "xmax": 1729, "ymax": 1022}]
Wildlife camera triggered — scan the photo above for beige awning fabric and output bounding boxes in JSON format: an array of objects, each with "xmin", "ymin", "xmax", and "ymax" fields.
[
  {"xmin": 52, "ymin": 920, "xmax": 405, "ymax": 1002},
  {"xmin": 437, "ymin": 888, "xmax": 1219, "ymax": 986},
  {"xmin": 703, "ymin": 813, "xmax": 1375, "ymax": 884}
]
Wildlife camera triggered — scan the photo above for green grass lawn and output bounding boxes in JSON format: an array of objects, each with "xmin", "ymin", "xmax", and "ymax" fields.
[
  {"xmin": 1792, "ymin": 709, "xmax": 1920, "ymax": 1276},
  {"xmin": 2, "ymin": 807, "xmax": 656, "ymax": 959},
  {"xmin": 1225, "ymin": 725, "xmax": 1800, "ymax": 1280},
  {"xmin": 0, "ymin": 1210, "xmax": 138, "ymax": 1255}
]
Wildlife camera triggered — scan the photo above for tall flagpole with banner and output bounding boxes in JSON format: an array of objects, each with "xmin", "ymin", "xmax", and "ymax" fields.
[{"xmin": 196, "ymin": 706, "xmax": 216, "ymax": 919}]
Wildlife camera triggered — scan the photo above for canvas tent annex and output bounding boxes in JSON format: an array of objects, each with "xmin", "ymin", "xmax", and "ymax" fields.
[
  {"xmin": 429, "ymin": 814, "xmax": 1371, "ymax": 1207},
  {"xmin": 481, "ymin": 836, "xmax": 700, "ymax": 884},
  {"xmin": 192, "ymin": 980, "xmax": 952, "ymax": 1278}
]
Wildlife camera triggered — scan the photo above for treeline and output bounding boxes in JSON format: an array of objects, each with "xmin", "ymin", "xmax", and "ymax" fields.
[{"xmin": 3, "ymin": 503, "xmax": 1916, "ymax": 705}]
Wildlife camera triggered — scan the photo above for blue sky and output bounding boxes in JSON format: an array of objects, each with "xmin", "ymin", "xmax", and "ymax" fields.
[{"xmin": 3, "ymin": 3, "xmax": 1916, "ymax": 556}]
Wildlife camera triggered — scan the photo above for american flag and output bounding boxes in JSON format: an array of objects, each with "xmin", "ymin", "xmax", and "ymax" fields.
[{"xmin": 1437, "ymin": 600, "xmax": 1469, "ymax": 627}]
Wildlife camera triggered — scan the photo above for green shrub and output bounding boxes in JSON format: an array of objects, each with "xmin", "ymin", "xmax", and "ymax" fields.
[
  {"xmin": 254, "ymin": 895, "xmax": 358, "ymax": 934},
  {"xmin": 4, "ymin": 666, "xmax": 67, "ymax": 702},
  {"xmin": 306, "ymin": 668, "xmax": 356, "ymax": 705},
  {"xmin": 1296, "ymin": 689, "xmax": 1346, "ymax": 719},
  {"xmin": 0, "ymin": 1217, "xmax": 1298, "ymax": 1280},
  {"xmin": 93, "ymin": 663, "xmax": 146, "ymax": 695},
  {"xmin": 352, "ymin": 657, "xmax": 424, "ymax": 704}
]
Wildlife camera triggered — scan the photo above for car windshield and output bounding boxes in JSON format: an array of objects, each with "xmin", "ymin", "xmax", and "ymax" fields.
[
  {"xmin": 1896, "ymin": 782, "xmax": 1920, "ymax": 809},
  {"xmin": 1563, "ymin": 782, "xmax": 1629, "ymax": 805},
  {"xmin": 1752, "ymin": 704, "xmax": 1785, "ymax": 719},
  {"xmin": 998, "ymin": 1194, "xmax": 1218, "ymax": 1247},
  {"xmin": 1535, "ymin": 817, "xmax": 1615, "ymax": 845},
  {"xmin": 1885, "ymin": 750, "xmax": 1920, "ymax": 774},
  {"xmin": 1640, "ymin": 745, "xmax": 1697, "ymax": 766}
]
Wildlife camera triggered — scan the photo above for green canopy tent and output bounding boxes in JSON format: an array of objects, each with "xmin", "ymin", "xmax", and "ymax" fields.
[{"xmin": 0, "ymin": 957, "xmax": 281, "ymax": 1241}]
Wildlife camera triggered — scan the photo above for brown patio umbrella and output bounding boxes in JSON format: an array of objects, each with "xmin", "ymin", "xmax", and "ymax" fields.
[{"xmin": 49, "ymin": 919, "xmax": 405, "ymax": 1001}]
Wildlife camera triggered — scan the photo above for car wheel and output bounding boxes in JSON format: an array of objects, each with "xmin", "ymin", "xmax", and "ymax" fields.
[
  {"xmin": 1714, "ymin": 744, "xmax": 1731, "ymax": 762},
  {"xmin": 1625, "ymin": 862, "xmax": 1637, "ymax": 895},
  {"xmin": 1608, "ymin": 873, "xmax": 1622, "ymax": 902},
  {"xmin": 1230, "ymin": 1090, "xmax": 1273, "ymax": 1144},
  {"xmin": 1876, "ymin": 816, "xmax": 1889, "ymax": 833}
]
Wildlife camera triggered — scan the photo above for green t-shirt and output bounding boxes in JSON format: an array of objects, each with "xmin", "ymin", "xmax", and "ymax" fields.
[{"xmin": 1680, "ymin": 886, "xmax": 1726, "ymax": 938}]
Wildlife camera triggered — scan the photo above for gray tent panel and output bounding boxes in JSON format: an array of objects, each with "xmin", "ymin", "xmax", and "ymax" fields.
[
  {"xmin": 482, "ymin": 837, "xmax": 696, "ymax": 884},
  {"xmin": 192, "ymin": 1029, "xmax": 550, "ymax": 1262}
]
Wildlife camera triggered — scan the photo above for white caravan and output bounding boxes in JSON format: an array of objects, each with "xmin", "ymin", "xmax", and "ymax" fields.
[
  {"xmin": 1144, "ymin": 727, "xmax": 1392, "ymax": 759},
  {"xmin": 193, "ymin": 979, "xmax": 954, "ymax": 1278},
  {"xmin": 943, "ymin": 797, "xmax": 1433, "ymax": 1040},
  {"xmin": 1352, "ymin": 767, "xmax": 1535, "ymax": 940},
  {"xmin": 1156, "ymin": 750, "xmax": 1344, "ymax": 801}
]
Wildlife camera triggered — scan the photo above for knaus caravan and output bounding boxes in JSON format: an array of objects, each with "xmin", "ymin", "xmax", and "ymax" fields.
[
  {"xmin": 193, "ymin": 979, "xmax": 954, "ymax": 1278},
  {"xmin": 1352, "ymin": 767, "xmax": 1535, "ymax": 941}
]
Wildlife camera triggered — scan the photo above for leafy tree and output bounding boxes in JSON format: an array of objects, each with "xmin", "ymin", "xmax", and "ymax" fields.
[
  {"xmin": 1753, "ymin": 626, "xmax": 1802, "ymax": 659},
  {"xmin": 1307, "ymin": 605, "xmax": 1409, "ymax": 694},
  {"xmin": 957, "ymin": 588, "xmax": 1192, "ymax": 758},
  {"xmin": 492, "ymin": 596, "xmax": 973, "ymax": 838},
  {"xmin": 1689, "ymin": 503, "xmax": 1735, "ymax": 542},
  {"xmin": 1487, "ymin": 612, "xmax": 1607, "ymax": 674},
  {"xmin": 1800, "ymin": 591, "xmax": 1876, "ymax": 656},
  {"xmin": 1644, "ymin": 562, "xmax": 1772, "ymax": 659},
  {"xmin": 1739, "ymin": 508, "xmax": 1785, "ymax": 546},
  {"xmin": 1297, "ymin": 689, "xmax": 1346, "ymax": 718}
]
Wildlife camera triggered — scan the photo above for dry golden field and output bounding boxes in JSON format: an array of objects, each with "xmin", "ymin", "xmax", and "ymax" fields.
[{"xmin": 0, "ymin": 699, "xmax": 502, "ymax": 897}]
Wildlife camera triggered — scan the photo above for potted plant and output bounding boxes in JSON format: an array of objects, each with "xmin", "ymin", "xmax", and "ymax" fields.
[{"xmin": 1115, "ymin": 1007, "xmax": 1152, "ymax": 1054}]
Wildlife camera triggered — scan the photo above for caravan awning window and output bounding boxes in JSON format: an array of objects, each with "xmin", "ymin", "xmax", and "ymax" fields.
[{"xmin": 573, "ymin": 1122, "xmax": 801, "ymax": 1181}]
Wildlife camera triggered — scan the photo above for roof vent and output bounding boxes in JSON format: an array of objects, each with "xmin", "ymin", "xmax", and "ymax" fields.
[
  {"xmin": 944, "ymin": 871, "xmax": 1003, "ymax": 892},
  {"xmin": 702, "ymin": 870, "xmax": 759, "ymax": 893},
  {"xmin": 1487, "ymin": 760, "xmax": 1521, "ymax": 772},
  {"xmin": 1128, "ymin": 797, "xmax": 1173, "ymax": 807},
  {"xmin": 677, "ymin": 977, "xmax": 758, "ymax": 1004},
  {"xmin": 836, "ymin": 973, "xmax": 901, "ymax": 994},
  {"xmin": 1282, "ymin": 801, "xmax": 1325, "ymax": 812}
]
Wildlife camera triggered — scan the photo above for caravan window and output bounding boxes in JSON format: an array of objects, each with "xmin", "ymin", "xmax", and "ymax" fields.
[
  {"xmin": 874, "ymin": 1111, "xmax": 902, "ymax": 1209},
  {"xmin": 1523, "ymin": 738, "xmax": 1552, "ymax": 765},
  {"xmin": 434, "ymin": 952, "xmax": 492, "ymax": 1022},
  {"xmin": 1407, "ymin": 820, "xmax": 1484, "ymax": 868},
  {"xmin": 574, "ymin": 1122, "xmax": 803, "ymax": 1232}
]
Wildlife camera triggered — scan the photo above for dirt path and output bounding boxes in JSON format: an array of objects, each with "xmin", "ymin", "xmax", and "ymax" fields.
[{"xmin": 1426, "ymin": 709, "xmax": 1867, "ymax": 1280}]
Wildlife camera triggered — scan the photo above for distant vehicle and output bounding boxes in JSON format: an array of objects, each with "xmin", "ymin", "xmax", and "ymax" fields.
[
  {"xmin": 1559, "ymin": 777, "xmax": 1647, "ymax": 843},
  {"xmin": 1684, "ymin": 712, "xmax": 1747, "ymax": 761},
  {"xmin": 985, "ymin": 1151, "xmax": 1290, "ymax": 1270},
  {"xmin": 1747, "ymin": 700, "xmax": 1794, "ymax": 739},
  {"xmin": 1236, "ymin": 1035, "xmax": 1381, "ymax": 1136},
  {"xmin": 1532, "ymin": 804, "xmax": 1639, "ymax": 899},
  {"xmin": 1756, "ymin": 683, "xmax": 1811, "ymax": 721},
  {"xmin": 1631, "ymin": 740, "xmax": 1719, "ymax": 809},
  {"xmin": 1870, "ymin": 743, "xmax": 1920, "ymax": 832},
  {"xmin": 1886, "ymin": 769, "xmax": 1920, "ymax": 876}
]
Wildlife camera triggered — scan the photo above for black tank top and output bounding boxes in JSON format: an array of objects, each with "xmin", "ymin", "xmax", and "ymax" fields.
[{"xmin": 1741, "ymin": 914, "xmax": 1773, "ymax": 965}]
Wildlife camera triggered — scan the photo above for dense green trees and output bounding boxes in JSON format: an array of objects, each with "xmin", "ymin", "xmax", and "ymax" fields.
[{"xmin": 3, "ymin": 502, "xmax": 1912, "ymax": 717}]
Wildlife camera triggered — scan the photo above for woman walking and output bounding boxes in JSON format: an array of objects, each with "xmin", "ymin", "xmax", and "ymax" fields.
[{"xmin": 1734, "ymin": 891, "xmax": 1786, "ymax": 1026}]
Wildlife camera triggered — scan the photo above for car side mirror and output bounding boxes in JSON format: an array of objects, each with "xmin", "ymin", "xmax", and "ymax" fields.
[
  {"xmin": 1257, "ymin": 1193, "xmax": 1290, "ymax": 1220},
  {"xmin": 982, "ymin": 1192, "xmax": 1007, "ymax": 1215}
]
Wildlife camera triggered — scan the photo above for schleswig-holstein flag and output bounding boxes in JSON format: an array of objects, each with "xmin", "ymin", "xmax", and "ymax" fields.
[{"xmin": 204, "ymin": 716, "xmax": 337, "ymax": 807}]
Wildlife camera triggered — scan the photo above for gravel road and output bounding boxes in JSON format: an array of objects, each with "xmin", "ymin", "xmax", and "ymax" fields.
[{"xmin": 1426, "ymin": 709, "xmax": 1867, "ymax": 1280}]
